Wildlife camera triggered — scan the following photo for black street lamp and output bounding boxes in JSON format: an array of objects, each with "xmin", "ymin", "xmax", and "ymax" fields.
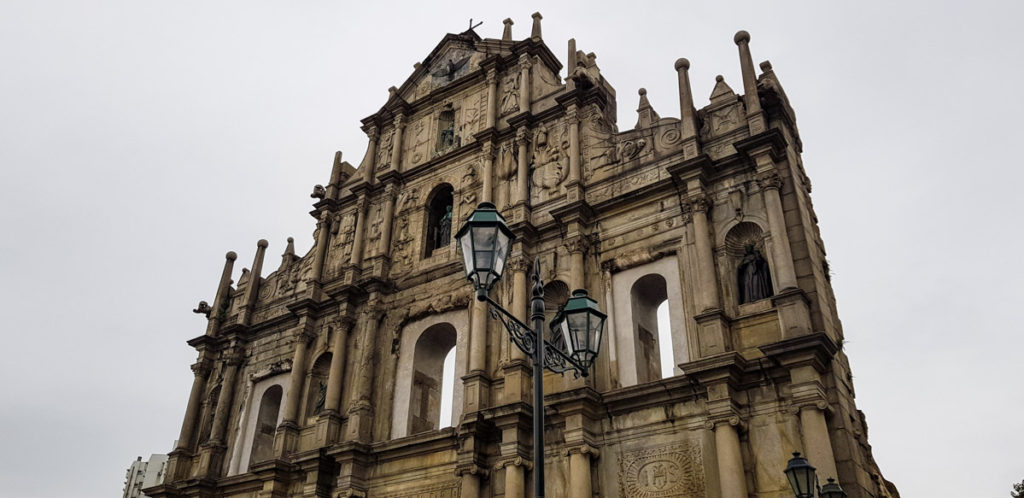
[
  {"xmin": 784, "ymin": 452, "xmax": 847, "ymax": 498},
  {"xmin": 455, "ymin": 202, "xmax": 606, "ymax": 498}
]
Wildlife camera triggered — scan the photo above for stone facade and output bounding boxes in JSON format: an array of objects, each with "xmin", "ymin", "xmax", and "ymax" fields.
[{"xmin": 148, "ymin": 15, "xmax": 898, "ymax": 498}]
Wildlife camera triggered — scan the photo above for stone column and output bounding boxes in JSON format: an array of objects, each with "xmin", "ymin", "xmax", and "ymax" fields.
[
  {"xmin": 362, "ymin": 127, "xmax": 377, "ymax": 184},
  {"xmin": 568, "ymin": 447, "xmax": 595, "ymax": 498},
  {"xmin": 713, "ymin": 420, "xmax": 748, "ymax": 498},
  {"xmin": 510, "ymin": 258, "xmax": 528, "ymax": 362},
  {"xmin": 601, "ymin": 266, "xmax": 619, "ymax": 388},
  {"xmin": 469, "ymin": 300, "xmax": 487, "ymax": 374},
  {"xmin": 566, "ymin": 235, "xmax": 587, "ymax": 291},
  {"xmin": 316, "ymin": 317, "xmax": 352, "ymax": 445},
  {"xmin": 350, "ymin": 195, "xmax": 368, "ymax": 268},
  {"xmin": 757, "ymin": 171, "xmax": 797, "ymax": 290},
  {"xmin": 734, "ymin": 30, "xmax": 766, "ymax": 134},
  {"xmin": 688, "ymin": 195, "xmax": 720, "ymax": 311},
  {"xmin": 379, "ymin": 184, "xmax": 397, "ymax": 255},
  {"xmin": 277, "ymin": 320, "xmax": 315, "ymax": 456},
  {"xmin": 486, "ymin": 68, "xmax": 497, "ymax": 130},
  {"xmin": 311, "ymin": 211, "xmax": 331, "ymax": 283},
  {"xmin": 326, "ymin": 151, "xmax": 344, "ymax": 199},
  {"xmin": 208, "ymin": 359, "xmax": 240, "ymax": 445},
  {"xmin": 566, "ymin": 105, "xmax": 581, "ymax": 184},
  {"xmin": 674, "ymin": 58, "xmax": 701, "ymax": 159},
  {"xmin": 518, "ymin": 54, "xmax": 532, "ymax": 114},
  {"xmin": 205, "ymin": 251, "xmax": 237, "ymax": 336},
  {"xmin": 345, "ymin": 298, "xmax": 380, "ymax": 442},
  {"xmin": 458, "ymin": 470, "xmax": 482, "ymax": 498},
  {"xmin": 515, "ymin": 127, "xmax": 529, "ymax": 205},
  {"xmin": 504, "ymin": 461, "xmax": 525, "ymax": 498},
  {"xmin": 481, "ymin": 142, "xmax": 494, "ymax": 204},
  {"xmin": 389, "ymin": 115, "xmax": 405, "ymax": 172},
  {"xmin": 800, "ymin": 405, "xmax": 839, "ymax": 483},
  {"xmin": 502, "ymin": 255, "xmax": 531, "ymax": 404},
  {"xmin": 175, "ymin": 360, "xmax": 211, "ymax": 451}
]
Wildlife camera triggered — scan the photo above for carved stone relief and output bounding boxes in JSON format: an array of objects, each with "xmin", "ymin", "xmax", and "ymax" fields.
[
  {"xmin": 530, "ymin": 123, "xmax": 568, "ymax": 197},
  {"xmin": 459, "ymin": 92, "xmax": 486, "ymax": 144},
  {"xmin": 618, "ymin": 440, "xmax": 705, "ymax": 497},
  {"xmin": 500, "ymin": 73, "xmax": 520, "ymax": 115},
  {"xmin": 375, "ymin": 480, "xmax": 460, "ymax": 498},
  {"xmin": 409, "ymin": 117, "xmax": 431, "ymax": 166},
  {"xmin": 583, "ymin": 110, "xmax": 616, "ymax": 173},
  {"xmin": 377, "ymin": 129, "xmax": 394, "ymax": 170},
  {"xmin": 496, "ymin": 141, "xmax": 517, "ymax": 210}
]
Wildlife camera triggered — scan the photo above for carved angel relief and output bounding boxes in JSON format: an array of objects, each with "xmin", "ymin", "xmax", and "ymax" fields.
[
  {"xmin": 376, "ymin": 130, "xmax": 394, "ymax": 170},
  {"xmin": 500, "ymin": 73, "xmax": 521, "ymax": 115}
]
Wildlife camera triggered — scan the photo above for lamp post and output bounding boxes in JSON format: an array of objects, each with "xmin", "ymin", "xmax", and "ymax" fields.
[
  {"xmin": 455, "ymin": 202, "xmax": 606, "ymax": 498},
  {"xmin": 784, "ymin": 452, "xmax": 847, "ymax": 498}
]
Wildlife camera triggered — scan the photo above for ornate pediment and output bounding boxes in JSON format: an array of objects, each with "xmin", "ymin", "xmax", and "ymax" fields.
[{"xmin": 398, "ymin": 31, "xmax": 489, "ymax": 103}]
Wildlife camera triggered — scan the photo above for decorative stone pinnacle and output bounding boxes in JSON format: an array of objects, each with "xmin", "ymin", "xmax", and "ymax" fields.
[
  {"xmin": 225, "ymin": 251, "xmax": 237, "ymax": 261},
  {"xmin": 760, "ymin": 60, "xmax": 773, "ymax": 72},
  {"xmin": 531, "ymin": 12, "xmax": 542, "ymax": 39},
  {"xmin": 734, "ymin": 30, "xmax": 750, "ymax": 45},
  {"xmin": 638, "ymin": 88, "xmax": 647, "ymax": 96},
  {"xmin": 257, "ymin": 239, "xmax": 268, "ymax": 248},
  {"xmin": 502, "ymin": 18, "xmax": 513, "ymax": 41},
  {"xmin": 675, "ymin": 58, "xmax": 690, "ymax": 71},
  {"xmin": 716, "ymin": 74, "xmax": 724, "ymax": 82}
]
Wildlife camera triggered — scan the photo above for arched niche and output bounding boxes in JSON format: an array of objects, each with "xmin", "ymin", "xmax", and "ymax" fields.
[
  {"xmin": 227, "ymin": 372, "xmax": 288, "ymax": 475},
  {"xmin": 610, "ymin": 256, "xmax": 689, "ymax": 387},
  {"xmin": 723, "ymin": 221, "xmax": 774, "ymax": 308},
  {"xmin": 423, "ymin": 183, "xmax": 454, "ymax": 257},
  {"xmin": 303, "ymin": 352, "xmax": 332, "ymax": 423},
  {"xmin": 391, "ymin": 309, "xmax": 469, "ymax": 439}
]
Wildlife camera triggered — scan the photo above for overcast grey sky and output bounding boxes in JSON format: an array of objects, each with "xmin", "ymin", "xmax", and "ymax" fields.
[{"xmin": 1, "ymin": 1, "xmax": 1021, "ymax": 496}]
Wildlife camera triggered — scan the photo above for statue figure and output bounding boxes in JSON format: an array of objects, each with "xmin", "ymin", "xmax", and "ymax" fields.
[
  {"xmin": 737, "ymin": 245, "xmax": 773, "ymax": 304},
  {"xmin": 435, "ymin": 205, "xmax": 453, "ymax": 248},
  {"xmin": 193, "ymin": 300, "xmax": 212, "ymax": 316},
  {"xmin": 313, "ymin": 380, "xmax": 326, "ymax": 415},
  {"xmin": 310, "ymin": 184, "xmax": 326, "ymax": 199}
]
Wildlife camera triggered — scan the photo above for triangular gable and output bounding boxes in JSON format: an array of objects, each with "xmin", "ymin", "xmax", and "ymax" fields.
[
  {"xmin": 709, "ymin": 75, "xmax": 738, "ymax": 106},
  {"xmin": 394, "ymin": 30, "xmax": 486, "ymax": 104}
]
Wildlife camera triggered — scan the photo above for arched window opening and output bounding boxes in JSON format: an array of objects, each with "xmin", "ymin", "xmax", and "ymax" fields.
[
  {"xmin": 630, "ymin": 274, "xmax": 670, "ymax": 383},
  {"xmin": 438, "ymin": 347, "xmax": 456, "ymax": 428},
  {"xmin": 409, "ymin": 323, "xmax": 457, "ymax": 434},
  {"xmin": 250, "ymin": 385, "xmax": 282, "ymax": 465},
  {"xmin": 657, "ymin": 301, "xmax": 673, "ymax": 379},
  {"xmin": 304, "ymin": 353, "xmax": 332, "ymax": 422},
  {"xmin": 425, "ymin": 185, "xmax": 454, "ymax": 257}
]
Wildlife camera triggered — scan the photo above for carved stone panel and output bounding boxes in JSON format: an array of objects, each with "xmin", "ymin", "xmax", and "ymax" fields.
[
  {"xmin": 617, "ymin": 440, "xmax": 705, "ymax": 497},
  {"xmin": 375, "ymin": 480, "xmax": 460, "ymax": 498}
]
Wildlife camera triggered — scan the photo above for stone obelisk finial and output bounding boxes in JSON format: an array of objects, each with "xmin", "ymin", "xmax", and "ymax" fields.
[
  {"xmin": 240, "ymin": 240, "xmax": 268, "ymax": 325},
  {"xmin": 205, "ymin": 251, "xmax": 237, "ymax": 336},
  {"xmin": 531, "ymin": 12, "xmax": 542, "ymax": 40},
  {"xmin": 674, "ymin": 58, "xmax": 700, "ymax": 158},
  {"xmin": 734, "ymin": 30, "xmax": 765, "ymax": 133},
  {"xmin": 326, "ymin": 151, "xmax": 343, "ymax": 199},
  {"xmin": 502, "ymin": 18, "xmax": 513, "ymax": 41}
]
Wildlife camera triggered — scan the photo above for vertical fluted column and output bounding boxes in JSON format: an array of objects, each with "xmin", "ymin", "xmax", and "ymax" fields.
[
  {"xmin": 674, "ymin": 58, "xmax": 701, "ymax": 159},
  {"xmin": 713, "ymin": 420, "xmax": 749, "ymax": 498},
  {"xmin": 485, "ymin": 69, "xmax": 497, "ymax": 130},
  {"xmin": 350, "ymin": 194, "xmax": 368, "ymax": 267},
  {"xmin": 481, "ymin": 142, "xmax": 494, "ymax": 204},
  {"xmin": 734, "ymin": 30, "xmax": 766, "ymax": 134},
  {"xmin": 208, "ymin": 359, "xmax": 241, "ymax": 445},
  {"xmin": 688, "ymin": 195, "xmax": 721, "ymax": 311},
  {"xmin": 240, "ymin": 240, "xmax": 268, "ymax": 326},
  {"xmin": 390, "ymin": 115, "xmax": 405, "ymax": 172},
  {"xmin": 757, "ymin": 172, "xmax": 797, "ymax": 290},
  {"xmin": 324, "ymin": 319, "xmax": 352, "ymax": 414},
  {"xmin": 515, "ymin": 127, "xmax": 529, "ymax": 205},
  {"xmin": 566, "ymin": 105, "xmax": 581, "ymax": 184},
  {"xmin": 311, "ymin": 212, "xmax": 331, "ymax": 282},
  {"xmin": 518, "ymin": 54, "xmax": 532, "ymax": 114},
  {"xmin": 175, "ymin": 360, "xmax": 211, "ymax": 450},
  {"xmin": 800, "ymin": 405, "xmax": 839, "ymax": 483},
  {"xmin": 205, "ymin": 251, "xmax": 237, "ymax": 336},
  {"xmin": 362, "ymin": 127, "xmax": 377, "ymax": 184},
  {"xmin": 379, "ymin": 183, "xmax": 397, "ymax": 255}
]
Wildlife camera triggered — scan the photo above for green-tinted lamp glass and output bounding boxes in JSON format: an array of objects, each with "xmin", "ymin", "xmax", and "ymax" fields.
[
  {"xmin": 784, "ymin": 452, "xmax": 817, "ymax": 498},
  {"xmin": 550, "ymin": 289, "xmax": 606, "ymax": 374},
  {"xmin": 819, "ymin": 478, "xmax": 847, "ymax": 498},
  {"xmin": 454, "ymin": 202, "xmax": 516, "ymax": 296}
]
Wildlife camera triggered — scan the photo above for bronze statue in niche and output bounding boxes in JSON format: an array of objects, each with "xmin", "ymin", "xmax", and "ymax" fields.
[{"xmin": 738, "ymin": 245, "xmax": 773, "ymax": 303}]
